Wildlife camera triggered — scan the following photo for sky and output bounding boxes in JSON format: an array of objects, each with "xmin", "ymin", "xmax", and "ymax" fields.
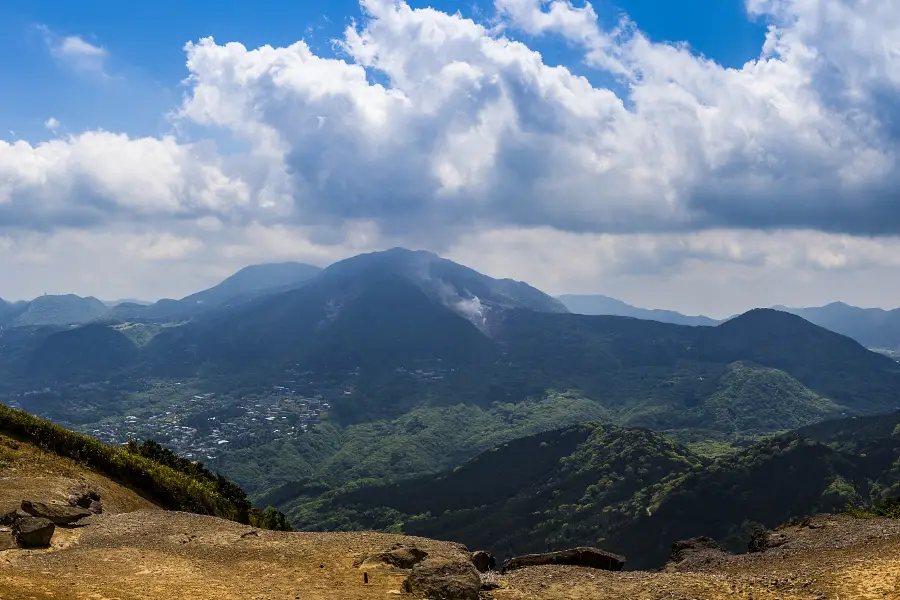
[{"xmin": 1, "ymin": 0, "xmax": 899, "ymax": 318}]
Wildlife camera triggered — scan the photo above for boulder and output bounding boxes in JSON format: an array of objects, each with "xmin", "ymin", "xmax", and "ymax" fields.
[
  {"xmin": 13, "ymin": 516, "xmax": 55, "ymax": 547},
  {"xmin": 21, "ymin": 500, "xmax": 91, "ymax": 525},
  {"xmin": 67, "ymin": 485, "xmax": 101, "ymax": 509},
  {"xmin": 404, "ymin": 559, "xmax": 481, "ymax": 600},
  {"xmin": 748, "ymin": 527, "xmax": 772, "ymax": 553},
  {"xmin": 668, "ymin": 537, "xmax": 729, "ymax": 569},
  {"xmin": 88, "ymin": 500, "xmax": 103, "ymax": 515},
  {"xmin": 471, "ymin": 550, "xmax": 496, "ymax": 572},
  {"xmin": 363, "ymin": 545, "xmax": 429, "ymax": 569},
  {"xmin": 501, "ymin": 547, "xmax": 625, "ymax": 573},
  {"xmin": 0, "ymin": 530, "xmax": 16, "ymax": 551}
]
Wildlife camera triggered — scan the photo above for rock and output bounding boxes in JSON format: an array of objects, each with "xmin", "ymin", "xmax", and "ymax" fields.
[
  {"xmin": 501, "ymin": 547, "xmax": 625, "ymax": 573},
  {"xmin": 404, "ymin": 559, "xmax": 481, "ymax": 600},
  {"xmin": 0, "ymin": 530, "xmax": 16, "ymax": 551},
  {"xmin": 670, "ymin": 537, "xmax": 726, "ymax": 563},
  {"xmin": 66, "ymin": 484, "xmax": 101, "ymax": 509},
  {"xmin": 0, "ymin": 509, "xmax": 30, "ymax": 527},
  {"xmin": 471, "ymin": 550, "xmax": 496, "ymax": 572},
  {"xmin": 88, "ymin": 500, "xmax": 103, "ymax": 515},
  {"xmin": 748, "ymin": 528, "xmax": 772, "ymax": 553},
  {"xmin": 13, "ymin": 516, "xmax": 55, "ymax": 547},
  {"xmin": 667, "ymin": 537, "xmax": 730, "ymax": 570},
  {"xmin": 363, "ymin": 546, "xmax": 429, "ymax": 569},
  {"xmin": 21, "ymin": 500, "xmax": 91, "ymax": 525}
]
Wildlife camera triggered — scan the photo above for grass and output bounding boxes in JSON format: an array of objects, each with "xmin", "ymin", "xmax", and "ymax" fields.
[{"xmin": 846, "ymin": 497, "xmax": 900, "ymax": 519}]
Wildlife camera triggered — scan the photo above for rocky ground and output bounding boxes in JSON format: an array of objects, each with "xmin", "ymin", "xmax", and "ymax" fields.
[{"xmin": 1, "ymin": 432, "xmax": 899, "ymax": 599}]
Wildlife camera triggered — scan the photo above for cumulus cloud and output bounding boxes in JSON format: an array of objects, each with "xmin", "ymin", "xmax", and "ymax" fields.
[
  {"xmin": 167, "ymin": 0, "xmax": 900, "ymax": 238},
  {"xmin": 4, "ymin": 0, "xmax": 900, "ymax": 310},
  {"xmin": 38, "ymin": 25, "xmax": 109, "ymax": 75},
  {"xmin": 44, "ymin": 117, "xmax": 60, "ymax": 131},
  {"xmin": 0, "ymin": 132, "xmax": 258, "ymax": 231}
]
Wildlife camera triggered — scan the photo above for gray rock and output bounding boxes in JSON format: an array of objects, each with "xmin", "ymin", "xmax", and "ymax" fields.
[
  {"xmin": 0, "ymin": 510, "xmax": 29, "ymax": 526},
  {"xmin": 0, "ymin": 530, "xmax": 16, "ymax": 551},
  {"xmin": 502, "ymin": 546, "xmax": 625, "ymax": 573},
  {"xmin": 471, "ymin": 550, "xmax": 496, "ymax": 572},
  {"xmin": 67, "ymin": 485, "xmax": 101, "ymax": 509},
  {"xmin": 404, "ymin": 559, "xmax": 481, "ymax": 600},
  {"xmin": 363, "ymin": 545, "xmax": 429, "ymax": 569},
  {"xmin": 668, "ymin": 537, "xmax": 730, "ymax": 569},
  {"xmin": 88, "ymin": 500, "xmax": 103, "ymax": 515},
  {"xmin": 21, "ymin": 500, "xmax": 91, "ymax": 525},
  {"xmin": 13, "ymin": 517, "xmax": 55, "ymax": 547}
]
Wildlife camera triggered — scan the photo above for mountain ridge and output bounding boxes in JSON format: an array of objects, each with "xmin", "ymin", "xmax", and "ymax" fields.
[{"xmin": 558, "ymin": 294, "xmax": 720, "ymax": 326}]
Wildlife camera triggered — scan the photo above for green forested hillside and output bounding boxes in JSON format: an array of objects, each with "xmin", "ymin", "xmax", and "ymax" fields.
[
  {"xmin": 218, "ymin": 393, "xmax": 610, "ymax": 493},
  {"xmin": 285, "ymin": 420, "xmax": 898, "ymax": 569},
  {"xmin": 10, "ymin": 294, "xmax": 108, "ymax": 327},
  {"xmin": 700, "ymin": 361, "xmax": 844, "ymax": 434}
]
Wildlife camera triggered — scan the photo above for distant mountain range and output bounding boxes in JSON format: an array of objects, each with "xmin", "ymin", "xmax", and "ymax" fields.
[
  {"xmin": 14, "ymin": 249, "xmax": 899, "ymax": 431},
  {"xmin": 559, "ymin": 295, "xmax": 900, "ymax": 350},
  {"xmin": 772, "ymin": 302, "xmax": 900, "ymax": 350},
  {"xmin": 557, "ymin": 294, "xmax": 720, "ymax": 326}
]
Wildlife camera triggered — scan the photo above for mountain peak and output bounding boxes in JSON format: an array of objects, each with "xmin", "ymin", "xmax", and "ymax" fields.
[{"xmin": 318, "ymin": 248, "xmax": 566, "ymax": 329}]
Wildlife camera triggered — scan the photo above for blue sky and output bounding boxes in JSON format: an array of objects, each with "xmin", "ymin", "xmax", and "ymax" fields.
[{"xmin": 0, "ymin": 0, "xmax": 766, "ymax": 142}]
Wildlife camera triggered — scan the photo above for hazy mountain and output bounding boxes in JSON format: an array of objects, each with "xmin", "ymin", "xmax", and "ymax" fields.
[
  {"xmin": 104, "ymin": 261, "xmax": 323, "ymax": 323},
  {"xmin": 558, "ymin": 294, "xmax": 720, "ymax": 326},
  {"xmin": 316, "ymin": 248, "xmax": 568, "ymax": 320},
  {"xmin": 21, "ymin": 261, "xmax": 900, "ymax": 429},
  {"xmin": 0, "ymin": 298, "xmax": 25, "ymax": 325},
  {"xmin": 9, "ymin": 294, "xmax": 108, "ymax": 327},
  {"xmin": 103, "ymin": 298, "xmax": 154, "ymax": 307},
  {"xmin": 182, "ymin": 262, "xmax": 323, "ymax": 308},
  {"xmin": 773, "ymin": 302, "xmax": 900, "ymax": 350},
  {"xmin": 140, "ymin": 248, "xmax": 564, "ymax": 398}
]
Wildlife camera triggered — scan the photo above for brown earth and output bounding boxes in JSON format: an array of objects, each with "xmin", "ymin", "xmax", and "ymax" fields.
[{"xmin": 1, "ymin": 433, "xmax": 899, "ymax": 600}]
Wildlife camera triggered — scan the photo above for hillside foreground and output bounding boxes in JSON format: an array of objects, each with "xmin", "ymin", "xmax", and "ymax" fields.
[{"xmin": 1, "ymin": 434, "xmax": 899, "ymax": 600}]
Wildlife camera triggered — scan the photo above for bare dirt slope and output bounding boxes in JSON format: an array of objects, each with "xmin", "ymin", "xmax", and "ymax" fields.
[
  {"xmin": 1, "ymin": 432, "xmax": 899, "ymax": 600},
  {"xmin": 0, "ymin": 433, "xmax": 158, "ymax": 516}
]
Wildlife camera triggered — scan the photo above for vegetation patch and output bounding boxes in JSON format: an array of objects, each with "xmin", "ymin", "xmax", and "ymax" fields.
[{"xmin": 0, "ymin": 403, "xmax": 290, "ymax": 530}]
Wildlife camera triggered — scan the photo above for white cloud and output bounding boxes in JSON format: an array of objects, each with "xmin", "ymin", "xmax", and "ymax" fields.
[
  {"xmin": 4, "ymin": 0, "xmax": 900, "ymax": 311},
  {"xmin": 38, "ymin": 25, "xmax": 109, "ymax": 75},
  {"xmin": 44, "ymin": 117, "xmax": 60, "ymax": 131}
]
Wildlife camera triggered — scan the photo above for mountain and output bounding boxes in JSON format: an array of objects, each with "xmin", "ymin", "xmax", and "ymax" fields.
[
  {"xmin": 0, "ymin": 298, "xmax": 26, "ymax": 325},
  {"xmin": 774, "ymin": 302, "xmax": 900, "ymax": 350},
  {"xmin": 182, "ymin": 262, "xmax": 323, "ymax": 308},
  {"xmin": 558, "ymin": 294, "xmax": 720, "ymax": 326},
  {"xmin": 143, "ymin": 248, "xmax": 565, "ymax": 373},
  {"xmin": 7, "ymin": 294, "xmax": 108, "ymax": 327},
  {"xmin": 103, "ymin": 298, "xmax": 154, "ymax": 307},
  {"xmin": 104, "ymin": 262, "xmax": 324, "ymax": 323},
  {"xmin": 288, "ymin": 420, "xmax": 886, "ymax": 569}
]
